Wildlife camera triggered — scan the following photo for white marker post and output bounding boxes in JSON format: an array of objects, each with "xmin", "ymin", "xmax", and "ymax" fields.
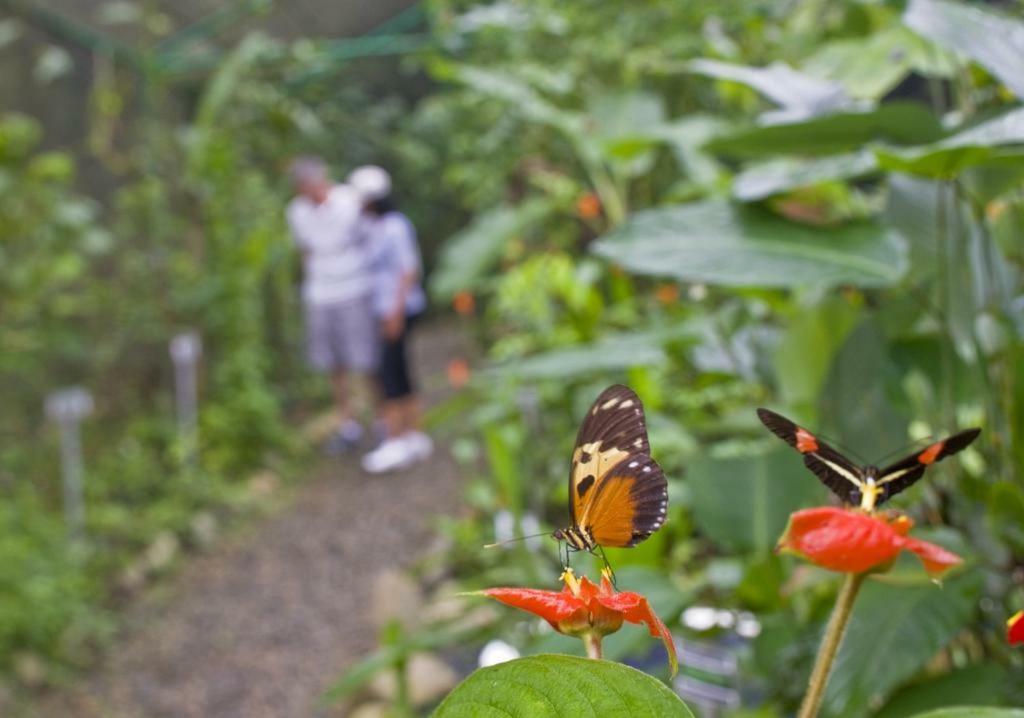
[
  {"xmin": 45, "ymin": 387, "xmax": 94, "ymax": 540},
  {"xmin": 169, "ymin": 331, "xmax": 202, "ymax": 467}
]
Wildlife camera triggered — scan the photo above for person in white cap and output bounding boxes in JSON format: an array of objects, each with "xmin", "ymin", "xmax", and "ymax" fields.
[
  {"xmin": 286, "ymin": 156, "xmax": 376, "ymax": 454},
  {"xmin": 348, "ymin": 165, "xmax": 431, "ymax": 473}
]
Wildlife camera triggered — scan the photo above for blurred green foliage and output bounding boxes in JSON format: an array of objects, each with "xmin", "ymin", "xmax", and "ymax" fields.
[{"xmin": 335, "ymin": 0, "xmax": 1024, "ymax": 715}]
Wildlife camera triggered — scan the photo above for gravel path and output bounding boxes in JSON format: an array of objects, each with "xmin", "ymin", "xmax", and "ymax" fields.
[{"xmin": 24, "ymin": 322, "xmax": 467, "ymax": 718}]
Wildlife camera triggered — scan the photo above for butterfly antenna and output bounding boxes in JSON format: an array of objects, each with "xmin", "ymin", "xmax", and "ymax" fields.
[{"xmin": 483, "ymin": 532, "xmax": 550, "ymax": 549}]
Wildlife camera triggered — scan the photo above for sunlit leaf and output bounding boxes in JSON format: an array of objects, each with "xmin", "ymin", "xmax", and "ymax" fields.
[
  {"xmin": 688, "ymin": 58, "xmax": 851, "ymax": 122},
  {"xmin": 486, "ymin": 323, "xmax": 699, "ymax": 379},
  {"xmin": 733, "ymin": 152, "xmax": 879, "ymax": 201},
  {"xmin": 804, "ymin": 26, "xmax": 957, "ymax": 100},
  {"xmin": 434, "ymin": 654, "xmax": 694, "ymax": 717},
  {"xmin": 592, "ymin": 200, "xmax": 907, "ymax": 288},
  {"xmin": 904, "ymin": 0, "xmax": 1024, "ymax": 99}
]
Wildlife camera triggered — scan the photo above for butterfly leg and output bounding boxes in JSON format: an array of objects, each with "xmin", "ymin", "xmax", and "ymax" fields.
[{"xmin": 595, "ymin": 545, "xmax": 616, "ymax": 588}]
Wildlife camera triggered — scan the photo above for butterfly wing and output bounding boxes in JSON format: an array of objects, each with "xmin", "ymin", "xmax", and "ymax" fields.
[
  {"xmin": 875, "ymin": 428, "xmax": 981, "ymax": 506},
  {"xmin": 756, "ymin": 408, "xmax": 865, "ymax": 505},
  {"xmin": 569, "ymin": 385, "xmax": 667, "ymax": 547}
]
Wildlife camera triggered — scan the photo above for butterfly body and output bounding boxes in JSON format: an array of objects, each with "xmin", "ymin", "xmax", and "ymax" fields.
[
  {"xmin": 554, "ymin": 385, "xmax": 668, "ymax": 556},
  {"xmin": 757, "ymin": 408, "xmax": 981, "ymax": 511}
]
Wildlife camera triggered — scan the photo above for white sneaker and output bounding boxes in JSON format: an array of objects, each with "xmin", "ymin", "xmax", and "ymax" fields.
[
  {"xmin": 361, "ymin": 437, "xmax": 416, "ymax": 474},
  {"xmin": 404, "ymin": 431, "xmax": 434, "ymax": 462}
]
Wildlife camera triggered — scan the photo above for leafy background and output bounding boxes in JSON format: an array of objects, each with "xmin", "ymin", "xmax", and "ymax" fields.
[{"xmin": 1, "ymin": 0, "xmax": 1023, "ymax": 716}]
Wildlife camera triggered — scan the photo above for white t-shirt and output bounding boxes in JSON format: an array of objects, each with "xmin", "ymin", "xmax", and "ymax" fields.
[
  {"xmin": 365, "ymin": 212, "xmax": 427, "ymax": 318},
  {"xmin": 286, "ymin": 184, "xmax": 371, "ymax": 306}
]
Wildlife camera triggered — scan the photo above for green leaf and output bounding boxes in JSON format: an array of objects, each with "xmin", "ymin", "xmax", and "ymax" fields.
[
  {"xmin": 704, "ymin": 102, "xmax": 943, "ymax": 158},
  {"xmin": 903, "ymin": 710, "xmax": 1024, "ymax": 718},
  {"xmin": 433, "ymin": 654, "xmax": 694, "ymax": 717},
  {"xmin": 804, "ymin": 26, "xmax": 957, "ymax": 100},
  {"xmin": 875, "ymin": 107, "xmax": 1024, "ymax": 179},
  {"xmin": 874, "ymin": 663, "xmax": 1007, "ymax": 718},
  {"xmin": 904, "ymin": 0, "xmax": 1024, "ymax": 99},
  {"xmin": 733, "ymin": 152, "xmax": 879, "ymax": 201},
  {"xmin": 688, "ymin": 58, "xmax": 850, "ymax": 120},
  {"xmin": 591, "ymin": 200, "xmax": 907, "ymax": 288},
  {"xmin": 323, "ymin": 622, "xmax": 489, "ymax": 704},
  {"xmin": 688, "ymin": 447, "xmax": 828, "ymax": 553},
  {"xmin": 486, "ymin": 323, "xmax": 699, "ymax": 380},
  {"xmin": 819, "ymin": 319, "xmax": 910, "ymax": 461},
  {"xmin": 450, "ymin": 65, "xmax": 583, "ymax": 134},
  {"xmin": 821, "ymin": 571, "xmax": 982, "ymax": 717},
  {"xmin": 429, "ymin": 199, "xmax": 555, "ymax": 300},
  {"xmin": 773, "ymin": 296, "xmax": 863, "ymax": 416}
]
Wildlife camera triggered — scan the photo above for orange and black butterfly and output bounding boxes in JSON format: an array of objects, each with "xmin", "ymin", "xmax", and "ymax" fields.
[
  {"xmin": 757, "ymin": 408, "xmax": 980, "ymax": 511},
  {"xmin": 552, "ymin": 385, "xmax": 668, "ymax": 558}
]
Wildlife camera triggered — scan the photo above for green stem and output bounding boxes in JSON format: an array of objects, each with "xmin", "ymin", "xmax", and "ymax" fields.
[
  {"xmin": 582, "ymin": 632, "xmax": 603, "ymax": 660},
  {"xmin": 798, "ymin": 572, "xmax": 866, "ymax": 718}
]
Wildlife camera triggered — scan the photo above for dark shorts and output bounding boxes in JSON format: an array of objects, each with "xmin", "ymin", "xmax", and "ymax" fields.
[
  {"xmin": 379, "ymin": 313, "xmax": 420, "ymax": 400},
  {"xmin": 305, "ymin": 296, "xmax": 378, "ymax": 373}
]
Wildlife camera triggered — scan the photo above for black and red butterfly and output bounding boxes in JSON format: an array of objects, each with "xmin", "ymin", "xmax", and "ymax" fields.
[
  {"xmin": 552, "ymin": 385, "xmax": 668, "ymax": 557},
  {"xmin": 757, "ymin": 408, "xmax": 981, "ymax": 511}
]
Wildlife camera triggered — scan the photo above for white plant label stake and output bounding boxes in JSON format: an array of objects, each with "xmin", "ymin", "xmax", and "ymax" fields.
[
  {"xmin": 45, "ymin": 387, "xmax": 94, "ymax": 539},
  {"xmin": 169, "ymin": 331, "xmax": 202, "ymax": 467}
]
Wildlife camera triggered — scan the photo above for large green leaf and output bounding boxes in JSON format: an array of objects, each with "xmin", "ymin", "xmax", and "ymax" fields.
[
  {"xmin": 486, "ymin": 323, "xmax": 699, "ymax": 380},
  {"xmin": 688, "ymin": 447, "xmax": 828, "ymax": 554},
  {"xmin": 432, "ymin": 655, "xmax": 694, "ymax": 717},
  {"xmin": 821, "ymin": 571, "xmax": 982, "ymax": 717},
  {"xmin": 704, "ymin": 102, "xmax": 943, "ymax": 158},
  {"xmin": 874, "ymin": 663, "xmax": 1007, "ymax": 718},
  {"xmin": 904, "ymin": 710, "xmax": 1024, "ymax": 718},
  {"xmin": 449, "ymin": 65, "xmax": 583, "ymax": 134},
  {"xmin": 875, "ymin": 107, "xmax": 1024, "ymax": 178},
  {"xmin": 804, "ymin": 26, "xmax": 957, "ymax": 101},
  {"xmin": 773, "ymin": 296, "xmax": 863, "ymax": 416},
  {"xmin": 429, "ymin": 199, "xmax": 555, "ymax": 300},
  {"xmin": 733, "ymin": 152, "xmax": 879, "ymax": 201},
  {"xmin": 904, "ymin": 0, "xmax": 1024, "ymax": 99},
  {"xmin": 819, "ymin": 319, "xmax": 910, "ymax": 461},
  {"xmin": 591, "ymin": 200, "xmax": 907, "ymax": 288},
  {"xmin": 688, "ymin": 58, "xmax": 850, "ymax": 121}
]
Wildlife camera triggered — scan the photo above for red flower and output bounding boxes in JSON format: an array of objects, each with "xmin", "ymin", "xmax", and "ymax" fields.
[
  {"xmin": 452, "ymin": 290, "xmax": 476, "ymax": 317},
  {"xmin": 777, "ymin": 507, "xmax": 962, "ymax": 577},
  {"xmin": 1009, "ymin": 611, "xmax": 1024, "ymax": 645},
  {"xmin": 479, "ymin": 568, "xmax": 677, "ymax": 675},
  {"xmin": 446, "ymin": 357, "xmax": 471, "ymax": 388},
  {"xmin": 576, "ymin": 192, "xmax": 602, "ymax": 220}
]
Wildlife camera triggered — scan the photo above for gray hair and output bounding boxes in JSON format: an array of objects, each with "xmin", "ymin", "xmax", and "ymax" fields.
[{"xmin": 289, "ymin": 155, "xmax": 328, "ymax": 186}]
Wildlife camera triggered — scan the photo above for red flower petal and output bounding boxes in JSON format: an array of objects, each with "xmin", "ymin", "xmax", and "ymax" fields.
[
  {"xmin": 482, "ymin": 587, "xmax": 583, "ymax": 628},
  {"xmin": 900, "ymin": 536, "xmax": 962, "ymax": 577},
  {"xmin": 779, "ymin": 508, "xmax": 902, "ymax": 573},
  {"xmin": 778, "ymin": 507, "xmax": 961, "ymax": 577},
  {"xmin": 598, "ymin": 589, "xmax": 679, "ymax": 676},
  {"xmin": 1009, "ymin": 611, "xmax": 1024, "ymax": 645}
]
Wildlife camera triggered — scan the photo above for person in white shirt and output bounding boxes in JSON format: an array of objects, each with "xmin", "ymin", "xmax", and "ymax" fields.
[
  {"xmin": 348, "ymin": 165, "xmax": 432, "ymax": 473},
  {"xmin": 286, "ymin": 156, "xmax": 377, "ymax": 453}
]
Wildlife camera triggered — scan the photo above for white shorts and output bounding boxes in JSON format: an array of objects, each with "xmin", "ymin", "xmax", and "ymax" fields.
[{"xmin": 305, "ymin": 296, "xmax": 378, "ymax": 373}]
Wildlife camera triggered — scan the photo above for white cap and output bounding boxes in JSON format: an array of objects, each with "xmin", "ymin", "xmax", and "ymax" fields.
[{"xmin": 348, "ymin": 165, "xmax": 392, "ymax": 202}]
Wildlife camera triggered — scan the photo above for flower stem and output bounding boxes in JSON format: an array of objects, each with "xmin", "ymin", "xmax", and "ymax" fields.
[
  {"xmin": 798, "ymin": 572, "xmax": 866, "ymax": 718},
  {"xmin": 582, "ymin": 632, "xmax": 603, "ymax": 660}
]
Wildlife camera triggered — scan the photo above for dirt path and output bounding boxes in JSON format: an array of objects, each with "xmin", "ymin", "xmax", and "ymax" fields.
[{"xmin": 24, "ymin": 322, "xmax": 467, "ymax": 718}]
